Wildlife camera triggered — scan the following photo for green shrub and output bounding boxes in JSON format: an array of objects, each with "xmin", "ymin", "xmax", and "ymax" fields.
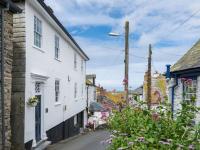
[{"xmin": 108, "ymin": 100, "xmax": 200, "ymax": 150}]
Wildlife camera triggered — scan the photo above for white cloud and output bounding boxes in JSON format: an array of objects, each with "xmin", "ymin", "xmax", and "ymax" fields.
[{"xmin": 45, "ymin": 0, "xmax": 200, "ymax": 90}]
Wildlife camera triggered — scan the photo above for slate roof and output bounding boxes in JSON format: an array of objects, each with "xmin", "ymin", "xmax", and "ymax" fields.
[
  {"xmin": 131, "ymin": 85, "xmax": 143, "ymax": 95},
  {"xmin": 89, "ymin": 102, "xmax": 106, "ymax": 112},
  {"xmin": 171, "ymin": 39, "xmax": 200, "ymax": 72}
]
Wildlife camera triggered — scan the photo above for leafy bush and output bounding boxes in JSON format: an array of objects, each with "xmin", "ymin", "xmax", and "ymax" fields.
[{"xmin": 108, "ymin": 100, "xmax": 200, "ymax": 150}]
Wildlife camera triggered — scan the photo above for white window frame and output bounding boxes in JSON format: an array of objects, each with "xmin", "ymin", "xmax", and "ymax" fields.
[
  {"xmin": 81, "ymin": 84, "xmax": 84, "ymax": 97},
  {"xmin": 81, "ymin": 59, "xmax": 84, "ymax": 72},
  {"xmin": 55, "ymin": 80, "xmax": 60, "ymax": 102},
  {"xmin": 34, "ymin": 16, "xmax": 42, "ymax": 48},
  {"xmin": 74, "ymin": 53, "xmax": 77, "ymax": 70},
  {"xmin": 74, "ymin": 115, "xmax": 78, "ymax": 126},
  {"xmin": 55, "ymin": 35, "xmax": 60, "ymax": 60},
  {"xmin": 183, "ymin": 79, "xmax": 197, "ymax": 101},
  {"xmin": 74, "ymin": 82, "xmax": 77, "ymax": 99}
]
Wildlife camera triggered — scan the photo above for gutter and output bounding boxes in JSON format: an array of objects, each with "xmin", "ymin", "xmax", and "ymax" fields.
[{"xmin": 0, "ymin": 0, "xmax": 22, "ymax": 13}]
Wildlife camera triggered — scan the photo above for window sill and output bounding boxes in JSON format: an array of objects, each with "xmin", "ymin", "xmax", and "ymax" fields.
[
  {"xmin": 54, "ymin": 102, "xmax": 61, "ymax": 106},
  {"xmin": 33, "ymin": 45, "xmax": 45, "ymax": 53},
  {"xmin": 54, "ymin": 58, "xmax": 61, "ymax": 62}
]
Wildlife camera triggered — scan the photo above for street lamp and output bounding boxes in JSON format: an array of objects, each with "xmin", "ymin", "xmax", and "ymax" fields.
[
  {"xmin": 108, "ymin": 21, "xmax": 129, "ymax": 105},
  {"xmin": 108, "ymin": 32, "xmax": 120, "ymax": 37}
]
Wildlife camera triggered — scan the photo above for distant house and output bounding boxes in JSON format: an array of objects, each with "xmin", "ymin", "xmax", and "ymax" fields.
[
  {"xmin": 143, "ymin": 72, "xmax": 167, "ymax": 107},
  {"xmin": 86, "ymin": 74, "xmax": 104, "ymax": 114},
  {"xmin": 168, "ymin": 40, "xmax": 200, "ymax": 121},
  {"xmin": 131, "ymin": 85, "xmax": 143, "ymax": 101},
  {"xmin": 86, "ymin": 74, "xmax": 97, "ymax": 106},
  {"xmin": 0, "ymin": 1, "xmax": 21, "ymax": 149}
]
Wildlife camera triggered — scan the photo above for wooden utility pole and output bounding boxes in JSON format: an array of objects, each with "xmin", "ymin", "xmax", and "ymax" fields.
[
  {"xmin": 147, "ymin": 44, "xmax": 152, "ymax": 110},
  {"xmin": 124, "ymin": 21, "xmax": 129, "ymax": 105}
]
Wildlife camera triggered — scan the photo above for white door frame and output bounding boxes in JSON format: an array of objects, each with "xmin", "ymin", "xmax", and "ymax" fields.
[{"xmin": 31, "ymin": 73, "xmax": 49, "ymax": 146}]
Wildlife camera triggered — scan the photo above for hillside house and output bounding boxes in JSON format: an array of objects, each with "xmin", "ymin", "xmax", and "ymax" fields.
[
  {"xmin": 12, "ymin": 0, "xmax": 89, "ymax": 149},
  {"xmin": 168, "ymin": 40, "xmax": 200, "ymax": 121},
  {"xmin": 143, "ymin": 72, "xmax": 167, "ymax": 107},
  {"xmin": 86, "ymin": 74, "xmax": 96, "ymax": 106}
]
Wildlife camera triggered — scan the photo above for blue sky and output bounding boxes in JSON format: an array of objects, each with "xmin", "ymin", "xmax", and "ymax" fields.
[{"xmin": 46, "ymin": 0, "xmax": 200, "ymax": 91}]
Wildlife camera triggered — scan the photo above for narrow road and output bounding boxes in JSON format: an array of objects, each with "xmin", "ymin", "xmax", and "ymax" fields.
[{"xmin": 47, "ymin": 129, "xmax": 110, "ymax": 150}]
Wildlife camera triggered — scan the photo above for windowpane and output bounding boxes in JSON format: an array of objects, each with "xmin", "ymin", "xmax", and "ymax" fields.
[
  {"xmin": 183, "ymin": 79, "xmax": 197, "ymax": 101},
  {"xmin": 74, "ymin": 83, "xmax": 77, "ymax": 98},
  {"xmin": 74, "ymin": 53, "xmax": 77, "ymax": 69},
  {"xmin": 34, "ymin": 16, "xmax": 42, "ymax": 48},
  {"xmin": 81, "ymin": 60, "xmax": 83, "ymax": 72},
  {"xmin": 55, "ymin": 80, "xmax": 60, "ymax": 102},
  {"xmin": 55, "ymin": 36, "xmax": 60, "ymax": 59}
]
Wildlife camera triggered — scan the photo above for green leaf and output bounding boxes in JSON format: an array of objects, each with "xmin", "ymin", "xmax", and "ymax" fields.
[{"xmin": 147, "ymin": 138, "xmax": 154, "ymax": 143}]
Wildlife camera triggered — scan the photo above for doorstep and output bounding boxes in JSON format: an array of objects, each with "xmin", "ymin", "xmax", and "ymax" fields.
[{"xmin": 33, "ymin": 139, "xmax": 51, "ymax": 150}]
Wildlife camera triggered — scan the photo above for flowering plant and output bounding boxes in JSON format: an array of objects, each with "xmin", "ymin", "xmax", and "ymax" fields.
[
  {"xmin": 181, "ymin": 78, "xmax": 193, "ymax": 85},
  {"xmin": 123, "ymin": 78, "xmax": 128, "ymax": 85},
  {"xmin": 27, "ymin": 96, "xmax": 39, "ymax": 107},
  {"xmin": 108, "ymin": 99, "xmax": 200, "ymax": 149}
]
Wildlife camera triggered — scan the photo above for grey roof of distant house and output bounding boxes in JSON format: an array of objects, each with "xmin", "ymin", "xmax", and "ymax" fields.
[
  {"xmin": 131, "ymin": 85, "xmax": 143, "ymax": 95},
  {"xmin": 171, "ymin": 39, "xmax": 200, "ymax": 72},
  {"xmin": 89, "ymin": 102, "xmax": 106, "ymax": 112},
  {"xmin": 86, "ymin": 74, "xmax": 96, "ymax": 79}
]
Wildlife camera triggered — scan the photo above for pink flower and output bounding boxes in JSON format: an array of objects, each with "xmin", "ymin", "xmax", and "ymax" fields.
[
  {"xmin": 181, "ymin": 78, "xmax": 187, "ymax": 83},
  {"xmin": 189, "ymin": 144, "xmax": 194, "ymax": 150},
  {"xmin": 138, "ymin": 137, "xmax": 145, "ymax": 142}
]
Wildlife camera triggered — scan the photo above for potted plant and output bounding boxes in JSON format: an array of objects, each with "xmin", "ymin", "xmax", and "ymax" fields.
[{"xmin": 27, "ymin": 96, "xmax": 39, "ymax": 107}]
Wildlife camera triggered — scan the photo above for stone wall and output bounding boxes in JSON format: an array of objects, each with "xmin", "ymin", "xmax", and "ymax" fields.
[
  {"xmin": 11, "ymin": 2, "xmax": 26, "ymax": 150},
  {"xmin": 0, "ymin": 10, "xmax": 15, "ymax": 150},
  {"xmin": 0, "ymin": 8, "xmax": 2, "ymax": 149}
]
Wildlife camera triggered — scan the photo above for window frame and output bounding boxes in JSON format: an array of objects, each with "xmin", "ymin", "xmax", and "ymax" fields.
[
  {"xmin": 55, "ymin": 80, "xmax": 60, "ymax": 102},
  {"xmin": 34, "ymin": 16, "xmax": 42, "ymax": 48},
  {"xmin": 74, "ymin": 115, "xmax": 78, "ymax": 126},
  {"xmin": 183, "ymin": 78, "xmax": 197, "ymax": 101},
  {"xmin": 74, "ymin": 82, "xmax": 77, "ymax": 99},
  {"xmin": 74, "ymin": 53, "xmax": 77, "ymax": 70},
  {"xmin": 81, "ymin": 59, "xmax": 84, "ymax": 72},
  {"xmin": 81, "ymin": 84, "xmax": 84, "ymax": 97},
  {"xmin": 55, "ymin": 35, "xmax": 60, "ymax": 60}
]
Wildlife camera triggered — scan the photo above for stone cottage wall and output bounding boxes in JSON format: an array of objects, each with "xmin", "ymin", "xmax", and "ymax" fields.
[
  {"xmin": 11, "ymin": 2, "xmax": 26, "ymax": 150},
  {"xmin": 0, "ymin": 9, "xmax": 2, "ymax": 149},
  {"xmin": 0, "ymin": 10, "xmax": 15, "ymax": 150}
]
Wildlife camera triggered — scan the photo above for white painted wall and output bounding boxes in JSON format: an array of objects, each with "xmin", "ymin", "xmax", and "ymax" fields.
[
  {"xmin": 24, "ymin": 0, "xmax": 87, "ymax": 143},
  {"xmin": 173, "ymin": 79, "xmax": 183, "ymax": 115}
]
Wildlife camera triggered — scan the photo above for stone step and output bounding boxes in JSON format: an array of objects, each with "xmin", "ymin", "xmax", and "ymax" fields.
[{"xmin": 34, "ymin": 140, "xmax": 51, "ymax": 150}]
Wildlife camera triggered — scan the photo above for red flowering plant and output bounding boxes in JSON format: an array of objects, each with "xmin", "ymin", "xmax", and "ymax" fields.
[
  {"xmin": 181, "ymin": 78, "xmax": 193, "ymax": 86},
  {"xmin": 123, "ymin": 78, "xmax": 128, "ymax": 85}
]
